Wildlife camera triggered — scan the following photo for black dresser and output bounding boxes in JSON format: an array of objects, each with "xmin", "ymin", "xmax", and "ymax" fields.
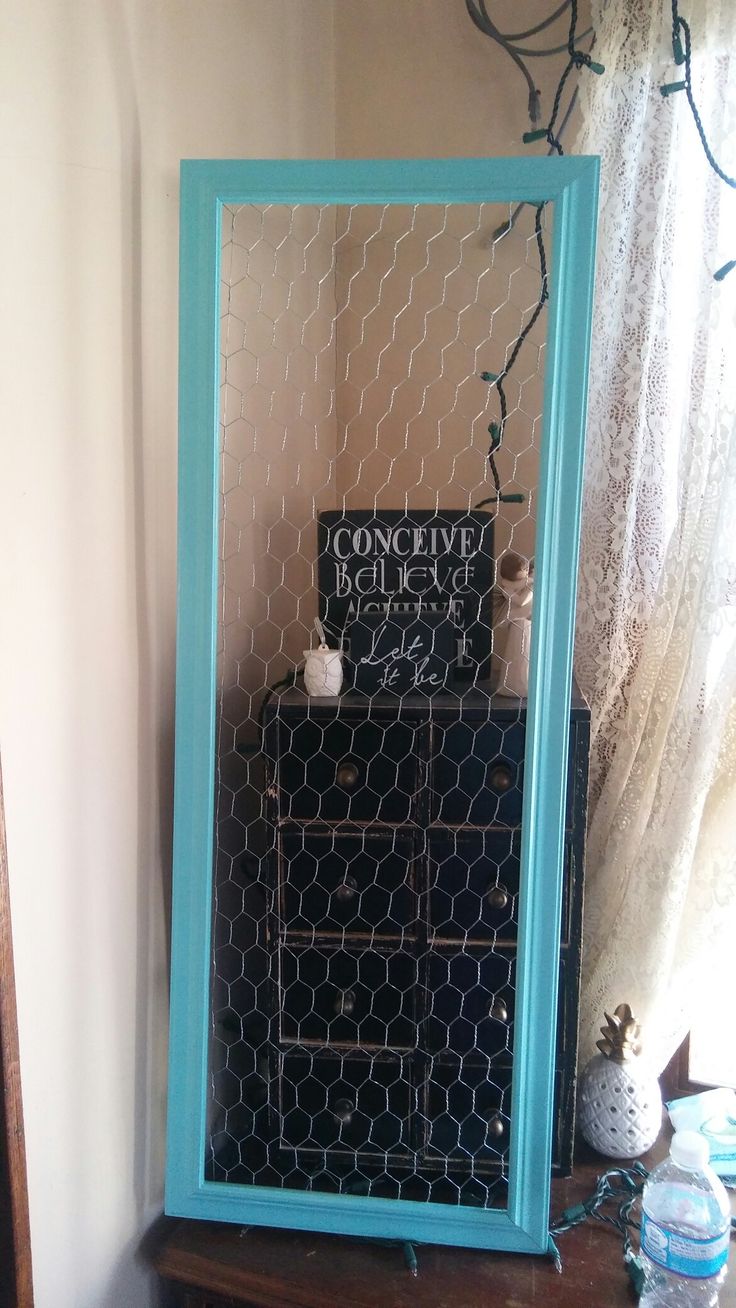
[{"xmin": 256, "ymin": 685, "xmax": 589, "ymax": 1202}]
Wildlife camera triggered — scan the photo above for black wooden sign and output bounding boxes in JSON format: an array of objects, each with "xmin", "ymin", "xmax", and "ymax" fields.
[
  {"xmin": 317, "ymin": 509, "xmax": 494, "ymax": 678},
  {"xmin": 350, "ymin": 610, "xmax": 456, "ymax": 696}
]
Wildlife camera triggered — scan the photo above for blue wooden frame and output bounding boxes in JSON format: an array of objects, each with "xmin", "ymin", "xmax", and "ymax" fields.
[{"xmin": 166, "ymin": 157, "xmax": 599, "ymax": 1253}]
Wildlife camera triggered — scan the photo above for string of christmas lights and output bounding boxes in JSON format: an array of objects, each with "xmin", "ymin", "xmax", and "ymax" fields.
[
  {"xmin": 476, "ymin": 0, "xmax": 733, "ymax": 511},
  {"xmin": 662, "ymin": 0, "xmax": 736, "ymax": 281},
  {"xmin": 474, "ymin": 0, "xmax": 601, "ymax": 508}
]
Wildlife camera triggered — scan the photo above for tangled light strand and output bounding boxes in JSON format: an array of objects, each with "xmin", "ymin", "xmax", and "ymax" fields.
[
  {"xmin": 662, "ymin": 1, "xmax": 736, "ymax": 280},
  {"xmin": 474, "ymin": 0, "xmax": 602, "ymax": 508}
]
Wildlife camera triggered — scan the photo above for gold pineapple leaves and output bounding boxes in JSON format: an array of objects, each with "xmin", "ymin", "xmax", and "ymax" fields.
[{"xmin": 596, "ymin": 1002, "xmax": 642, "ymax": 1063}]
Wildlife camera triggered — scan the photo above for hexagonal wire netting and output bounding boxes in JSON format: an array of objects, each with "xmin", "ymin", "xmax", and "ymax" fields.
[{"xmin": 208, "ymin": 199, "xmax": 549, "ymax": 1208}]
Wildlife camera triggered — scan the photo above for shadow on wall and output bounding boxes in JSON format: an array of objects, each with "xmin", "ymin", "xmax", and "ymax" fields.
[{"xmin": 102, "ymin": 0, "xmax": 173, "ymax": 1277}]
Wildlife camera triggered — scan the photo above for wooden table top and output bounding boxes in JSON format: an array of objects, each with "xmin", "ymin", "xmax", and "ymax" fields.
[{"xmin": 150, "ymin": 1144, "xmax": 736, "ymax": 1308}]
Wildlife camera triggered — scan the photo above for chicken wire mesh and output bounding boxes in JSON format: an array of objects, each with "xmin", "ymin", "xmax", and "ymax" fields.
[{"xmin": 207, "ymin": 199, "xmax": 553, "ymax": 1209}]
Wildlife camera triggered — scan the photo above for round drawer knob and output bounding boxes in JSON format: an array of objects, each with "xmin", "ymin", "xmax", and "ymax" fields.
[
  {"xmin": 489, "ymin": 998, "xmax": 509, "ymax": 1023},
  {"xmin": 334, "ymin": 875, "xmax": 358, "ymax": 904},
  {"xmin": 487, "ymin": 1114, "xmax": 505, "ymax": 1140},
  {"xmin": 486, "ymin": 885, "xmax": 509, "ymax": 911},
  {"xmin": 336, "ymin": 760, "xmax": 360, "ymax": 789},
  {"xmin": 489, "ymin": 763, "xmax": 514, "ymax": 791},
  {"xmin": 334, "ymin": 989, "xmax": 356, "ymax": 1016},
  {"xmin": 333, "ymin": 1097, "xmax": 355, "ymax": 1125}
]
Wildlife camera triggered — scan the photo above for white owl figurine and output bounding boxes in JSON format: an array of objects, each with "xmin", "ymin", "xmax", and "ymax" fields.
[{"xmin": 303, "ymin": 644, "xmax": 343, "ymax": 697}]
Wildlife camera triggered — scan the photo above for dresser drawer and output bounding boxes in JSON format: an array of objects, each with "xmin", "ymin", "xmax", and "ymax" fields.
[
  {"xmin": 279, "ymin": 946, "xmax": 416, "ymax": 1049},
  {"xmin": 275, "ymin": 717, "xmax": 420, "ymax": 823},
  {"xmin": 424, "ymin": 954, "xmax": 566, "ymax": 1059},
  {"xmin": 431, "ymin": 720, "xmax": 525, "ymax": 826},
  {"xmin": 424, "ymin": 952, "xmax": 516, "ymax": 1058},
  {"xmin": 428, "ymin": 832, "xmax": 521, "ymax": 944},
  {"xmin": 419, "ymin": 1060, "xmax": 565, "ymax": 1170},
  {"xmin": 428, "ymin": 833, "xmax": 573, "ymax": 945},
  {"xmin": 420, "ymin": 1059, "xmax": 512, "ymax": 1165},
  {"xmin": 431, "ymin": 720, "xmax": 578, "ymax": 828},
  {"xmin": 278, "ymin": 832, "xmax": 415, "ymax": 940},
  {"xmin": 277, "ymin": 1050, "xmax": 412, "ymax": 1156}
]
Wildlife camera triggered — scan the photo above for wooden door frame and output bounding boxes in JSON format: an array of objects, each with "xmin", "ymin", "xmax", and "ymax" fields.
[{"xmin": 0, "ymin": 760, "xmax": 33, "ymax": 1307}]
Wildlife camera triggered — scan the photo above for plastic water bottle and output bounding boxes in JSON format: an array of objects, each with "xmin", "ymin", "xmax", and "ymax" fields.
[{"xmin": 639, "ymin": 1129, "xmax": 731, "ymax": 1306}]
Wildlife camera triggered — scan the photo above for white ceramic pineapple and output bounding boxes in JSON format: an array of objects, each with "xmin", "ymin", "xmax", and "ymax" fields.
[{"xmin": 578, "ymin": 1003, "xmax": 662, "ymax": 1159}]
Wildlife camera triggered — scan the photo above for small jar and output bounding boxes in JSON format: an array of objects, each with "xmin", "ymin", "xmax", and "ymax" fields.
[{"xmin": 303, "ymin": 645, "xmax": 343, "ymax": 697}]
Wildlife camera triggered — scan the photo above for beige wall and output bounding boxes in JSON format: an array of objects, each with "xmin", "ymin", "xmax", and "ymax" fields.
[
  {"xmin": 218, "ymin": 193, "xmax": 543, "ymax": 710},
  {"xmin": 334, "ymin": 0, "xmax": 569, "ymax": 159},
  {"xmin": 332, "ymin": 202, "xmax": 544, "ymax": 557},
  {"xmin": 220, "ymin": 203, "xmax": 339, "ymax": 722},
  {"xmin": 333, "ymin": 0, "xmax": 575, "ymax": 559},
  {"xmin": 0, "ymin": 3, "xmax": 334, "ymax": 1306}
]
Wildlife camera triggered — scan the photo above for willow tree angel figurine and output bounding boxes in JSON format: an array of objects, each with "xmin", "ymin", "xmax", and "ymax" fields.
[{"xmin": 496, "ymin": 550, "xmax": 533, "ymax": 698}]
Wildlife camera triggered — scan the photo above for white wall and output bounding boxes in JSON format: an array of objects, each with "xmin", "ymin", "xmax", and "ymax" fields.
[
  {"xmin": 0, "ymin": 3, "xmax": 334, "ymax": 1305},
  {"xmin": 333, "ymin": 0, "xmax": 579, "ymax": 558},
  {"xmin": 334, "ymin": 0, "xmax": 565, "ymax": 159}
]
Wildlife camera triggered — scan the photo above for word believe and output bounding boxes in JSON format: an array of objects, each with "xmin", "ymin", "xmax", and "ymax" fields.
[{"xmin": 334, "ymin": 559, "xmax": 474, "ymax": 601}]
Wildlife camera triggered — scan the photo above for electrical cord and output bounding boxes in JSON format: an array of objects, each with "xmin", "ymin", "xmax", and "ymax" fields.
[
  {"xmin": 474, "ymin": 0, "xmax": 601, "ymax": 511},
  {"xmin": 664, "ymin": 1, "xmax": 736, "ymax": 281}
]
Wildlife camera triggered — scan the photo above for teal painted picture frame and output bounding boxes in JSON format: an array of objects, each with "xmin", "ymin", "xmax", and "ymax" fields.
[{"xmin": 166, "ymin": 157, "xmax": 599, "ymax": 1254}]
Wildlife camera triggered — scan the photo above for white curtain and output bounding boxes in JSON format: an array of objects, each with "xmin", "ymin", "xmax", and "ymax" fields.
[{"xmin": 573, "ymin": 0, "xmax": 736, "ymax": 1071}]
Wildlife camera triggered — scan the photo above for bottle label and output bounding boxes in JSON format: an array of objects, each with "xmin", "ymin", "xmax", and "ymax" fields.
[{"xmin": 642, "ymin": 1211, "xmax": 730, "ymax": 1279}]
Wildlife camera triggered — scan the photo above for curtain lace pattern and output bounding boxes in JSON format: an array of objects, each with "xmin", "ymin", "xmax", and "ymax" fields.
[{"xmin": 573, "ymin": 0, "xmax": 736, "ymax": 1070}]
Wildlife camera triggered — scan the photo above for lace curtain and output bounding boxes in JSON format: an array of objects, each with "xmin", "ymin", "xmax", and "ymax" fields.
[{"xmin": 573, "ymin": 0, "xmax": 736, "ymax": 1071}]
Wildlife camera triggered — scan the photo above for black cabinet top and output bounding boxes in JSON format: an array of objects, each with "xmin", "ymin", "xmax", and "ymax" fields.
[{"xmin": 264, "ymin": 681, "xmax": 590, "ymax": 722}]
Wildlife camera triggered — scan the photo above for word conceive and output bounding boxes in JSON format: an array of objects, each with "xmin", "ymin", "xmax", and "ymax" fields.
[{"xmin": 329, "ymin": 524, "xmax": 478, "ymax": 560}]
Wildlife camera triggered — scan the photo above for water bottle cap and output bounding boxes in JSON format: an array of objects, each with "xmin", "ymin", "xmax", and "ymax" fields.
[{"xmin": 670, "ymin": 1129, "xmax": 709, "ymax": 1170}]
